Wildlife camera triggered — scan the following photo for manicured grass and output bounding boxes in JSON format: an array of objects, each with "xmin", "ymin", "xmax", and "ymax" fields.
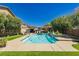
[
  {"xmin": 72, "ymin": 44, "xmax": 79, "ymax": 50},
  {"xmin": 0, "ymin": 51, "xmax": 79, "ymax": 56},
  {"xmin": 3, "ymin": 35, "xmax": 23, "ymax": 41}
]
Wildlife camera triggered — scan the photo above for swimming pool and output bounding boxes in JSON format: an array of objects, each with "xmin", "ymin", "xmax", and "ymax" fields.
[{"xmin": 23, "ymin": 33, "xmax": 57, "ymax": 43}]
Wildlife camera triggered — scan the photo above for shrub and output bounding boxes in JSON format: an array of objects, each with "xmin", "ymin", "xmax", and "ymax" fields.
[{"xmin": 0, "ymin": 38, "xmax": 7, "ymax": 47}]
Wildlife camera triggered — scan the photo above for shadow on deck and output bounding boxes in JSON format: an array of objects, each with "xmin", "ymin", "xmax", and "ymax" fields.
[{"xmin": 54, "ymin": 34, "xmax": 79, "ymax": 42}]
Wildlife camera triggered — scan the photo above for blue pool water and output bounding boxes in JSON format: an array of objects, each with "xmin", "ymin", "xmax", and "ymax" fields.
[{"xmin": 23, "ymin": 33, "xmax": 57, "ymax": 43}]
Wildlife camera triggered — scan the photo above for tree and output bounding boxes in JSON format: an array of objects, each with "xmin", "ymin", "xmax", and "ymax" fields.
[
  {"xmin": 51, "ymin": 16, "xmax": 74, "ymax": 33},
  {"xmin": 0, "ymin": 14, "xmax": 22, "ymax": 36},
  {"xmin": 0, "ymin": 14, "xmax": 5, "ymax": 34}
]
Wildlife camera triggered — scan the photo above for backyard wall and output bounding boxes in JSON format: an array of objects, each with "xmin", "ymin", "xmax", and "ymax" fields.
[{"xmin": 66, "ymin": 29, "xmax": 79, "ymax": 37}]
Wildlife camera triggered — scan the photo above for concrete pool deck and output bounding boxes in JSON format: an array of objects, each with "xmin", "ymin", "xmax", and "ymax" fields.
[{"xmin": 0, "ymin": 35, "xmax": 78, "ymax": 51}]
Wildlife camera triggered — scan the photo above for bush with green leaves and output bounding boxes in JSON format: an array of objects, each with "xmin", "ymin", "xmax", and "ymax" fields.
[
  {"xmin": 0, "ymin": 38, "xmax": 7, "ymax": 47},
  {"xmin": 47, "ymin": 10, "xmax": 79, "ymax": 34},
  {"xmin": 0, "ymin": 13, "xmax": 22, "ymax": 36}
]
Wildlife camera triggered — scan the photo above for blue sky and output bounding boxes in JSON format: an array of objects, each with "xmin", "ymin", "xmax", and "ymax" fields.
[{"xmin": 0, "ymin": 3, "xmax": 79, "ymax": 27}]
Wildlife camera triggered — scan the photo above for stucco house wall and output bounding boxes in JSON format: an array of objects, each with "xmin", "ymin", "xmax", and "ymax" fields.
[
  {"xmin": 21, "ymin": 24, "xmax": 30, "ymax": 35},
  {"xmin": 0, "ymin": 6, "xmax": 15, "ymax": 17}
]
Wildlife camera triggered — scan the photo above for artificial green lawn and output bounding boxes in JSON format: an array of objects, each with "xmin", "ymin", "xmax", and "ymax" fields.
[
  {"xmin": 0, "ymin": 51, "xmax": 79, "ymax": 56},
  {"xmin": 72, "ymin": 44, "xmax": 79, "ymax": 50},
  {"xmin": 3, "ymin": 35, "xmax": 23, "ymax": 41}
]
